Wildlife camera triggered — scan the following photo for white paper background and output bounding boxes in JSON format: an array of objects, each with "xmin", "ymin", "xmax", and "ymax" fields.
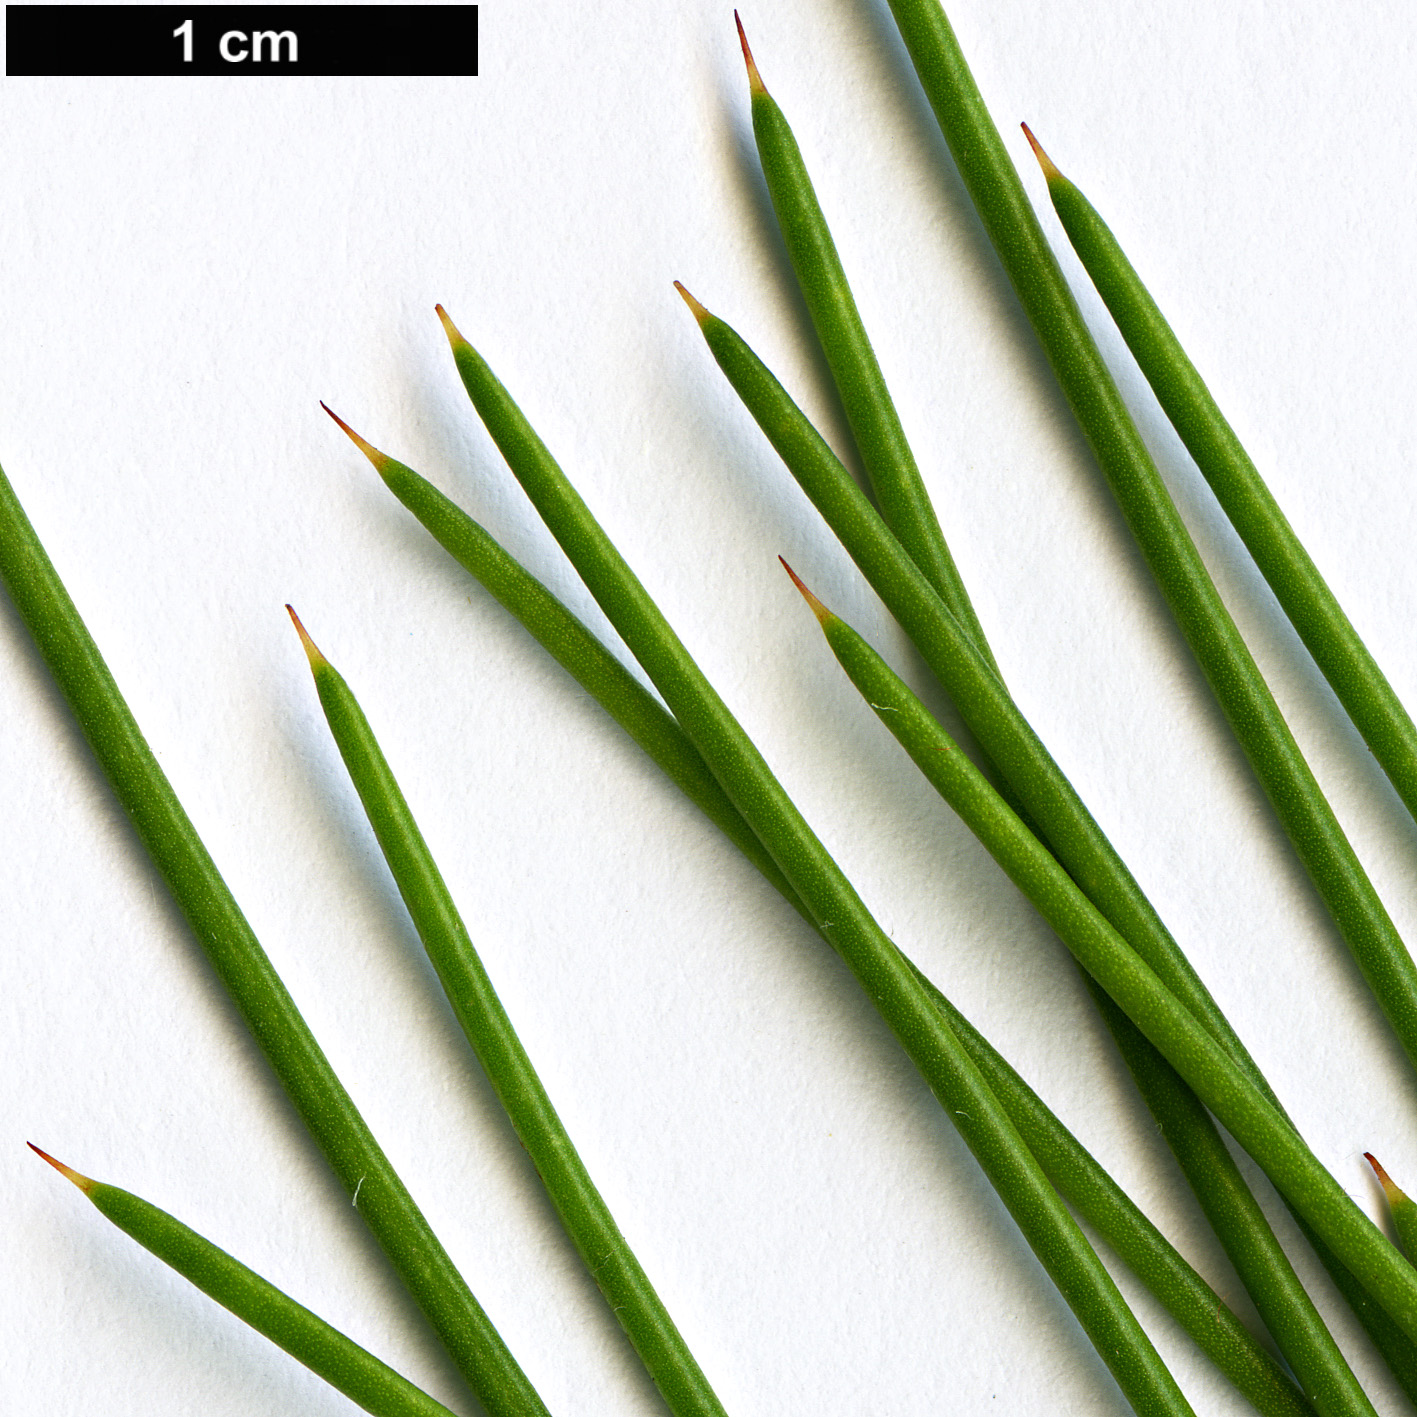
[{"xmin": 4, "ymin": 0, "xmax": 1417, "ymax": 1412}]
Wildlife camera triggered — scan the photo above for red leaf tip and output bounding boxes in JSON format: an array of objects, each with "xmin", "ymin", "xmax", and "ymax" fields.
[
  {"xmin": 28, "ymin": 1142, "xmax": 95, "ymax": 1194},
  {"xmin": 1365, "ymin": 1151, "xmax": 1406, "ymax": 1206},
  {"xmin": 734, "ymin": 12, "xmax": 767, "ymax": 96},
  {"xmin": 1020, "ymin": 122, "xmax": 1063, "ymax": 183},
  {"xmin": 320, "ymin": 403, "xmax": 391, "ymax": 472},
  {"xmin": 286, "ymin": 605, "xmax": 329, "ymax": 672},
  {"xmin": 779, "ymin": 557, "xmax": 832, "ymax": 625},
  {"xmin": 673, "ymin": 281, "xmax": 711, "ymax": 326},
  {"xmin": 435, "ymin": 303, "xmax": 471, "ymax": 352}
]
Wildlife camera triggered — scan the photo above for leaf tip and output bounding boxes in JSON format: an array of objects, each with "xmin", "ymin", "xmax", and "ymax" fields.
[
  {"xmin": 673, "ymin": 281, "xmax": 711, "ymax": 326},
  {"xmin": 435, "ymin": 303, "xmax": 471, "ymax": 354},
  {"xmin": 779, "ymin": 556, "xmax": 832, "ymax": 625},
  {"xmin": 320, "ymin": 402, "xmax": 391, "ymax": 473},
  {"xmin": 1366, "ymin": 1151, "xmax": 1407, "ymax": 1208},
  {"xmin": 1020, "ymin": 122, "xmax": 1063, "ymax": 183},
  {"xmin": 28, "ymin": 1142, "xmax": 95, "ymax": 1195},
  {"xmin": 286, "ymin": 605, "xmax": 330, "ymax": 671},
  {"xmin": 734, "ymin": 12, "xmax": 768, "ymax": 96}
]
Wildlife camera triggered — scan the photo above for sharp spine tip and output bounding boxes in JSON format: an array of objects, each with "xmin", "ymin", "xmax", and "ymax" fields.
[
  {"xmin": 286, "ymin": 605, "xmax": 329, "ymax": 670},
  {"xmin": 435, "ymin": 303, "xmax": 470, "ymax": 351},
  {"xmin": 734, "ymin": 12, "xmax": 767, "ymax": 95},
  {"xmin": 673, "ymin": 281, "xmax": 711, "ymax": 325},
  {"xmin": 1020, "ymin": 122, "xmax": 1063, "ymax": 182},
  {"xmin": 1366, "ymin": 1152, "xmax": 1405, "ymax": 1203},
  {"xmin": 320, "ymin": 403, "xmax": 390, "ymax": 472},
  {"xmin": 779, "ymin": 556, "xmax": 832, "ymax": 625},
  {"xmin": 28, "ymin": 1142, "xmax": 96, "ymax": 1194}
]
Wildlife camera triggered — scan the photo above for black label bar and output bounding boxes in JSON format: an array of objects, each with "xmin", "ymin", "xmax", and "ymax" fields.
[{"xmin": 6, "ymin": 5, "xmax": 477, "ymax": 76}]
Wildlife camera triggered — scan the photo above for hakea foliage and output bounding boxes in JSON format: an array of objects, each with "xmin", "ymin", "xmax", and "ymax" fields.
[
  {"xmin": 326, "ymin": 392, "xmax": 1313, "ymax": 1416},
  {"xmin": 29, "ymin": 1145, "xmax": 467, "ymax": 1417}
]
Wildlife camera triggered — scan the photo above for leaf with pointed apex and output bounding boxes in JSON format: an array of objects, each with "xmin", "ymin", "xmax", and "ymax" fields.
[
  {"xmin": 287, "ymin": 616, "xmax": 731, "ymax": 1417},
  {"xmin": 351, "ymin": 401, "xmax": 1314, "ymax": 1417},
  {"xmin": 0, "ymin": 459, "xmax": 548, "ymax": 1417},
  {"xmin": 28, "ymin": 1142, "xmax": 96, "ymax": 1195},
  {"xmin": 321, "ymin": 402, "xmax": 392, "ymax": 473},
  {"xmin": 434, "ymin": 312, "xmax": 1209, "ymax": 1417},
  {"xmin": 1026, "ymin": 123, "xmax": 1417, "ymax": 1068},
  {"xmin": 783, "ymin": 569, "xmax": 1417, "ymax": 1368},
  {"xmin": 30, "ymin": 1147, "xmax": 464, "ymax": 1417},
  {"xmin": 1368, "ymin": 1155, "xmax": 1417, "ymax": 1263},
  {"xmin": 734, "ymin": 17, "xmax": 996, "ymax": 675}
]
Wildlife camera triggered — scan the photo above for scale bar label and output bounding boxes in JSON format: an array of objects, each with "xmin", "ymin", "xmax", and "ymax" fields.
[{"xmin": 6, "ymin": 5, "xmax": 478, "ymax": 76}]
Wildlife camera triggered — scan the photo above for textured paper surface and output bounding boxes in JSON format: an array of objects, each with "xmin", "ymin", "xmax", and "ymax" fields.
[{"xmin": 4, "ymin": 1, "xmax": 1417, "ymax": 1412}]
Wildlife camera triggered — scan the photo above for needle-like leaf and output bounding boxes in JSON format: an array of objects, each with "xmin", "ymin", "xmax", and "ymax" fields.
[
  {"xmin": 733, "ymin": 14, "xmax": 997, "ymax": 677},
  {"xmin": 330, "ymin": 410, "xmax": 1312, "ymax": 1415},
  {"xmin": 30, "ymin": 1144, "xmax": 466, "ymax": 1417},
  {"xmin": 784, "ymin": 565, "xmax": 1417, "ymax": 1343},
  {"xmin": 1008, "ymin": 122, "xmax": 1417, "ymax": 1077},
  {"xmin": 880, "ymin": 0, "xmax": 1417, "ymax": 1095},
  {"xmin": 0, "ymin": 462, "xmax": 549, "ymax": 1417},
  {"xmin": 682, "ymin": 283, "xmax": 1417, "ymax": 1399},
  {"xmin": 1368, "ymin": 1155, "xmax": 1417, "ymax": 1264},
  {"xmin": 287, "ymin": 605, "xmax": 731, "ymax": 1417},
  {"xmin": 680, "ymin": 290, "xmax": 1255, "ymax": 1073},
  {"xmin": 731, "ymin": 23, "xmax": 1363, "ymax": 1404},
  {"xmin": 430, "ymin": 307, "xmax": 1202, "ymax": 1417},
  {"xmin": 1022, "ymin": 122, "xmax": 1417, "ymax": 837},
  {"xmin": 781, "ymin": 563, "xmax": 1376, "ymax": 1416}
]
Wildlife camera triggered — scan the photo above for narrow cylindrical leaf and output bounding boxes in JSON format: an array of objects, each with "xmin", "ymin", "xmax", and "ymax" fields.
[
  {"xmin": 780, "ymin": 562, "xmax": 1374, "ymax": 1416},
  {"xmin": 320, "ymin": 403, "xmax": 796, "ymax": 908},
  {"xmin": 287, "ymin": 607, "xmax": 731, "ymax": 1417},
  {"xmin": 1367, "ymin": 1155, "xmax": 1417, "ymax": 1264},
  {"xmin": 794, "ymin": 574, "xmax": 1417, "ymax": 1342},
  {"xmin": 334, "ymin": 415, "xmax": 1312, "ymax": 1414},
  {"xmin": 735, "ymin": 16, "xmax": 998, "ymax": 678},
  {"xmin": 880, "ymin": 0, "xmax": 1417, "ymax": 1079},
  {"xmin": 0, "ymin": 462, "xmax": 549, "ymax": 1417},
  {"xmin": 1079, "ymin": 978, "xmax": 1374, "ymax": 1417},
  {"xmin": 684, "ymin": 295, "xmax": 1257, "ymax": 1076},
  {"xmin": 434, "ymin": 308, "xmax": 1199, "ymax": 1417},
  {"xmin": 923, "ymin": 974, "xmax": 1315, "ymax": 1417},
  {"xmin": 686, "ymin": 291, "xmax": 1417, "ymax": 1399},
  {"xmin": 1024, "ymin": 124, "xmax": 1417, "ymax": 835},
  {"xmin": 727, "ymin": 32, "xmax": 1368, "ymax": 1380},
  {"xmin": 1014, "ymin": 127, "xmax": 1417, "ymax": 1077},
  {"xmin": 30, "ymin": 1145, "xmax": 463, "ymax": 1417}
]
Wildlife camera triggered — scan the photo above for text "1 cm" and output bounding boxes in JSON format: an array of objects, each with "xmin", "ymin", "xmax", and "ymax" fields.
[{"xmin": 173, "ymin": 19, "xmax": 299, "ymax": 64}]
